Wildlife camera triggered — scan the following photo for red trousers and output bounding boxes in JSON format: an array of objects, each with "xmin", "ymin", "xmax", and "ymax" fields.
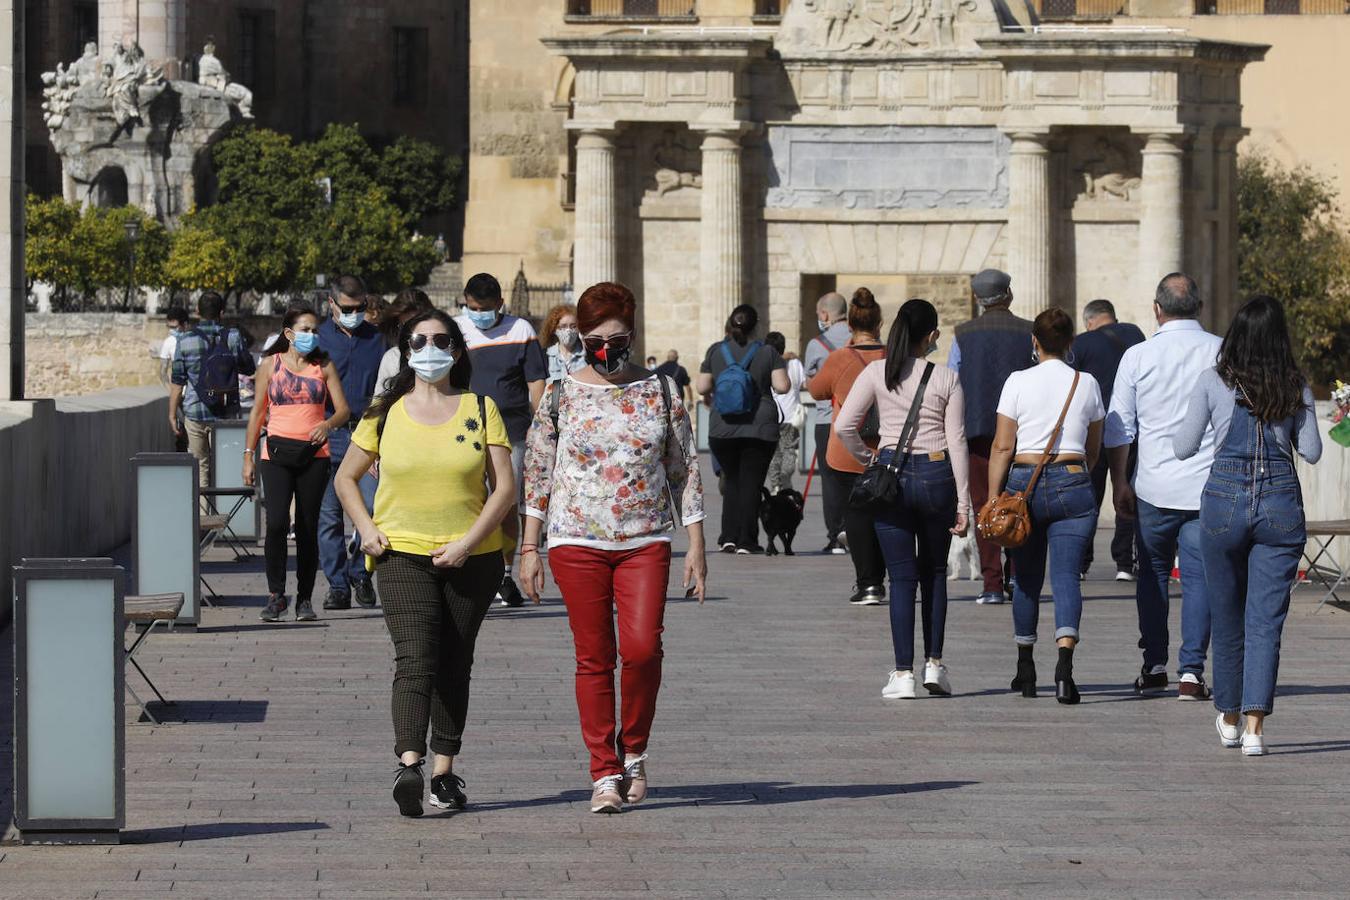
[{"xmin": 549, "ymin": 542, "xmax": 671, "ymax": 781}]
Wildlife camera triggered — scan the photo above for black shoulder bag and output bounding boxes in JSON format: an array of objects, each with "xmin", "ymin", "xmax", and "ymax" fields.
[{"xmin": 847, "ymin": 362, "xmax": 935, "ymax": 516}]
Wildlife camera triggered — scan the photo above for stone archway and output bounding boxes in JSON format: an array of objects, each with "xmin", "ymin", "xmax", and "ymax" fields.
[{"xmin": 91, "ymin": 166, "xmax": 129, "ymax": 207}]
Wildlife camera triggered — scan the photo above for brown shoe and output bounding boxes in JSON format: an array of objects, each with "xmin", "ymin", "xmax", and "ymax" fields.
[
  {"xmin": 620, "ymin": 755, "xmax": 648, "ymax": 805},
  {"xmin": 590, "ymin": 775, "xmax": 623, "ymax": 814},
  {"xmin": 1177, "ymin": 673, "xmax": 1212, "ymax": 701}
]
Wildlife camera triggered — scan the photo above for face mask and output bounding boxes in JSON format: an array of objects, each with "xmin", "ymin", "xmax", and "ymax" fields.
[
  {"xmin": 169, "ymin": 328, "xmax": 183, "ymax": 337},
  {"xmin": 337, "ymin": 310, "xmax": 363, "ymax": 330},
  {"xmin": 818, "ymin": 319, "xmax": 830, "ymax": 334},
  {"xmin": 585, "ymin": 344, "xmax": 630, "ymax": 377},
  {"xmin": 464, "ymin": 307, "xmax": 500, "ymax": 331},
  {"xmin": 409, "ymin": 346, "xmax": 455, "ymax": 383},
  {"xmin": 924, "ymin": 339, "xmax": 938, "ymax": 357},
  {"xmin": 556, "ymin": 327, "xmax": 578, "ymax": 350},
  {"xmin": 291, "ymin": 331, "xmax": 318, "ymax": 355}
]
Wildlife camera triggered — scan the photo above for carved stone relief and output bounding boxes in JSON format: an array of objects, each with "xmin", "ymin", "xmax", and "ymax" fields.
[
  {"xmin": 1069, "ymin": 133, "xmax": 1143, "ymax": 206},
  {"xmin": 645, "ymin": 127, "xmax": 703, "ymax": 200},
  {"xmin": 776, "ymin": 0, "xmax": 994, "ymax": 55},
  {"xmin": 765, "ymin": 125, "xmax": 1009, "ymax": 210}
]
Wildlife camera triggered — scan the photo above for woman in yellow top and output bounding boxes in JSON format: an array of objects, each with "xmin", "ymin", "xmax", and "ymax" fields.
[{"xmin": 335, "ymin": 309, "xmax": 515, "ymax": 819}]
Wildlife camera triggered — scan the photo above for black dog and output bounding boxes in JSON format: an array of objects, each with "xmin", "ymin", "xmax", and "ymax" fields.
[{"xmin": 759, "ymin": 488, "xmax": 804, "ymax": 557}]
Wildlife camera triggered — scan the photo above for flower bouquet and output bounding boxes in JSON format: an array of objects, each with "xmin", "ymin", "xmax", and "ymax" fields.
[{"xmin": 1330, "ymin": 380, "xmax": 1350, "ymax": 448}]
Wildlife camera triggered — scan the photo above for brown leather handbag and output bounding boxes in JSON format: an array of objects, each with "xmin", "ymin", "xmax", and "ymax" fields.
[{"xmin": 977, "ymin": 372, "xmax": 1080, "ymax": 549}]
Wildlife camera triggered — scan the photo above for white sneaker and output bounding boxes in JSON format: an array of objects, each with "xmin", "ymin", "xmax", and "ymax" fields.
[
  {"xmin": 590, "ymin": 774, "xmax": 624, "ymax": 813},
  {"xmin": 1241, "ymin": 733, "xmax": 1267, "ymax": 757},
  {"xmin": 882, "ymin": 670, "xmax": 916, "ymax": 700},
  {"xmin": 922, "ymin": 661, "xmax": 952, "ymax": 696},
  {"xmin": 1215, "ymin": 714, "xmax": 1241, "ymax": 749},
  {"xmin": 1115, "ymin": 570, "xmax": 1137, "ymax": 582}
]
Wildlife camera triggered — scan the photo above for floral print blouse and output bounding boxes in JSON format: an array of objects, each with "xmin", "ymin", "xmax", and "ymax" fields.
[{"xmin": 523, "ymin": 374, "xmax": 705, "ymax": 550}]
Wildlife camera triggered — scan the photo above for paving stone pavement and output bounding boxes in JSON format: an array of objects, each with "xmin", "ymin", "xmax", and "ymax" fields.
[{"xmin": 3, "ymin": 457, "xmax": 1350, "ymax": 898}]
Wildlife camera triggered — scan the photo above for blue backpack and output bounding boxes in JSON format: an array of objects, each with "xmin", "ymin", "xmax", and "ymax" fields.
[
  {"xmin": 191, "ymin": 327, "xmax": 242, "ymax": 412},
  {"xmin": 713, "ymin": 340, "xmax": 761, "ymax": 417}
]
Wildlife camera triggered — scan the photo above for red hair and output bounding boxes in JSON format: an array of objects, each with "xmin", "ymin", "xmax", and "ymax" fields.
[{"xmin": 576, "ymin": 282, "xmax": 637, "ymax": 333}]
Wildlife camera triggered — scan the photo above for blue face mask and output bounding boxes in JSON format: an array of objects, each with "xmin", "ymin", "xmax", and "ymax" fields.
[
  {"xmin": 464, "ymin": 307, "xmax": 500, "ymax": 331},
  {"xmin": 409, "ymin": 346, "xmax": 455, "ymax": 383},
  {"xmin": 291, "ymin": 331, "xmax": 318, "ymax": 355},
  {"xmin": 337, "ymin": 310, "xmax": 364, "ymax": 331}
]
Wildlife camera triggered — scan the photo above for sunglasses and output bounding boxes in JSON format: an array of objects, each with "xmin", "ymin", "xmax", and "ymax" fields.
[
  {"xmin": 332, "ymin": 300, "xmax": 366, "ymax": 315},
  {"xmin": 408, "ymin": 332, "xmax": 456, "ymax": 352},
  {"xmin": 581, "ymin": 332, "xmax": 633, "ymax": 354}
]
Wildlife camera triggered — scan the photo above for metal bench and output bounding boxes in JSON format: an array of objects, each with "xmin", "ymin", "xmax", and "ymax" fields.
[
  {"xmin": 1303, "ymin": 520, "xmax": 1350, "ymax": 614},
  {"xmin": 124, "ymin": 592, "xmax": 185, "ymax": 724}
]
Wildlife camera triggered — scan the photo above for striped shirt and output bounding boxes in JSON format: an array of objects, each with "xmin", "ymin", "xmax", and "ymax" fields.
[{"xmin": 456, "ymin": 313, "xmax": 548, "ymax": 444}]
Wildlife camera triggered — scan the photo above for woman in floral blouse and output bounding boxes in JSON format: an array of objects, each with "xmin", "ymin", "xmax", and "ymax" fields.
[{"xmin": 520, "ymin": 281, "xmax": 707, "ymax": 815}]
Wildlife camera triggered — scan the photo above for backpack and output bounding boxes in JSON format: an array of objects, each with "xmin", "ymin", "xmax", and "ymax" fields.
[
  {"xmin": 192, "ymin": 327, "xmax": 242, "ymax": 412},
  {"xmin": 712, "ymin": 340, "xmax": 762, "ymax": 418},
  {"xmin": 848, "ymin": 349, "xmax": 882, "ymax": 441}
]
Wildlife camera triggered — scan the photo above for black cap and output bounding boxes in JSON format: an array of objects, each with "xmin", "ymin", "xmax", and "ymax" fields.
[{"xmin": 972, "ymin": 269, "xmax": 1012, "ymax": 299}]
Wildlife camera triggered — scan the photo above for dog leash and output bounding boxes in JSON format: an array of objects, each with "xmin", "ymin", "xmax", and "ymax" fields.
[{"xmin": 801, "ymin": 452, "xmax": 818, "ymax": 503}]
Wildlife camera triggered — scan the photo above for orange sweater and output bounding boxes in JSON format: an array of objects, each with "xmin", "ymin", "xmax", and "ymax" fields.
[{"xmin": 807, "ymin": 343, "xmax": 886, "ymax": 474}]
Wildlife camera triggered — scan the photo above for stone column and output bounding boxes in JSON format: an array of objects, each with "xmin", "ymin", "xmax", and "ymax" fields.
[
  {"xmin": 697, "ymin": 126, "xmax": 745, "ymax": 348},
  {"xmin": 1212, "ymin": 129, "xmax": 1243, "ymax": 329},
  {"xmin": 571, "ymin": 126, "xmax": 618, "ymax": 290},
  {"xmin": 1, "ymin": 0, "xmax": 24, "ymax": 400},
  {"xmin": 1006, "ymin": 132, "xmax": 1052, "ymax": 318},
  {"xmin": 1136, "ymin": 132, "xmax": 1186, "ymax": 310}
]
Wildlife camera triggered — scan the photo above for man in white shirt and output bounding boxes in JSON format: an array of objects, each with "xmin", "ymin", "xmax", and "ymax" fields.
[
  {"xmin": 765, "ymin": 332, "xmax": 806, "ymax": 494},
  {"xmin": 160, "ymin": 306, "xmax": 191, "ymax": 451},
  {"xmin": 1105, "ymin": 273, "xmax": 1222, "ymax": 700}
]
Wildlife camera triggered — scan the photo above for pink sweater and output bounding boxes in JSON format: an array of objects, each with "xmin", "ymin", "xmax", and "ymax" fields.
[{"xmin": 835, "ymin": 358, "xmax": 972, "ymax": 515}]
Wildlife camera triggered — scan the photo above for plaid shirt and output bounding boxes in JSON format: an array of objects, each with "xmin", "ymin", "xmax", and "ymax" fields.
[{"xmin": 171, "ymin": 321, "xmax": 256, "ymax": 422}]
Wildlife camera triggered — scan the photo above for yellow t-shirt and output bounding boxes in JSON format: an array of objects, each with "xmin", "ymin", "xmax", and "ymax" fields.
[{"xmin": 352, "ymin": 393, "xmax": 510, "ymax": 557}]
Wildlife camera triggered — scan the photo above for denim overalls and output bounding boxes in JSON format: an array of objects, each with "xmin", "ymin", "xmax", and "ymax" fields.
[{"xmin": 1200, "ymin": 401, "xmax": 1306, "ymax": 716}]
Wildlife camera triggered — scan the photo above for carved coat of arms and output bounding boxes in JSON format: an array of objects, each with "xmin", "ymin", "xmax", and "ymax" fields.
[{"xmin": 779, "ymin": 0, "xmax": 983, "ymax": 53}]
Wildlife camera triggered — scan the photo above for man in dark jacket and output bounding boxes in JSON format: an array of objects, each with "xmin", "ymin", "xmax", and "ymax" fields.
[{"xmin": 949, "ymin": 269, "xmax": 1034, "ymax": 604}]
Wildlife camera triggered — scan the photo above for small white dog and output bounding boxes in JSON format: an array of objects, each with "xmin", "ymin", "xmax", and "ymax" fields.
[{"xmin": 947, "ymin": 532, "xmax": 980, "ymax": 582}]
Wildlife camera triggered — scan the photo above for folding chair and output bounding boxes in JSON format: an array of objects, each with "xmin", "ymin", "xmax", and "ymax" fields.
[
  {"xmin": 124, "ymin": 592, "xmax": 185, "ymax": 724},
  {"xmin": 197, "ymin": 513, "xmax": 232, "ymax": 605},
  {"xmin": 1302, "ymin": 520, "xmax": 1350, "ymax": 614},
  {"xmin": 200, "ymin": 486, "xmax": 257, "ymax": 560}
]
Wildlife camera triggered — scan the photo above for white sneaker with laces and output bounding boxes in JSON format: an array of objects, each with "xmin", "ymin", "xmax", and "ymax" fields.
[
  {"xmin": 1241, "ymin": 733, "xmax": 1267, "ymax": 757},
  {"xmin": 882, "ymin": 670, "xmax": 916, "ymax": 700},
  {"xmin": 923, "ymin": 661, "xmax": 952, "ymax": 696},
  {"xmin": 1215, "ymin": 714, "xmax": 1241, "ymax": 749},
  {"xmin": 1115, "ymin": 570, "xmax": 1137, "ymax": 582},
  {"xmin": 590, "ymin": 774, "xmax": 624, "ymax": 813}
]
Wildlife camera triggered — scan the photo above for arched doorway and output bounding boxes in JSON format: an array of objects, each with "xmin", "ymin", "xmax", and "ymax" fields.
[{"xmin": 92, "ymin": 166, "xmax": 129, "ymax": 207}]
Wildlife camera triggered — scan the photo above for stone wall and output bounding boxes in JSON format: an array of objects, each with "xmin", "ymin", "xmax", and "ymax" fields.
[
  {"xmin": 0, "ymin": 388, "xmax": 174, "ymax": 626},
  {"xmin": 25, "ymin": 313, "xmax": 166, "ymax": 399}
]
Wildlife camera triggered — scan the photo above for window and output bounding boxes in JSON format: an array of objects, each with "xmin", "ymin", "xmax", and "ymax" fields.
[
  {"xmin": 72, "ymin": 2, "xmax": 98, "ymax": 58},
  {"xmin": 565, "ymin": 1, "xmax": 697, "ymax": 18},
  {"xmin": 236, "ymin": 10, "xmax": 276, "ymax": 99},
  {"xmin": 393, "ymin": 27, "xmax": 428, "ymax": 107},
  {"xmin": 754, "ymin": 0, "xmax": 783, "ymax": 15}
]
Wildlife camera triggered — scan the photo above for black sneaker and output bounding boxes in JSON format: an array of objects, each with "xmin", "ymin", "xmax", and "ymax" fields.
[
  {"xmin": 498, "ymin": 575, "xmax": 526, "ymax": 608},
  {"xmin": 1134, "ymin": 665, "xmax": 1169, "ymax": 696},
  {"xmin": 393, "ymin": 761, "xmax": 425, "ymax": 818},
  {"xmin": 259, "ymin": 593, "xmax": 288, "ymax": 622},
  {"xmin": 822, "ymin": 539, "xmax": 840, "ymax": 554},
  {"xmin": 429, "ymin": 772, "xmax": 468, "ymax": 811},
  {"xmin": 849, "ymin": 585, "xmax": 885, "ymax": 606},
  {"xmin": 353, "ymin": 579, "xmax": 377, "ymax": 609},
  {"xmin": 294, "ymin": 599, "xmax": 317, "ymax": 622},
  {"xmin": 323, "ymin": 590, "xmax": 351, "ymax": 611}
]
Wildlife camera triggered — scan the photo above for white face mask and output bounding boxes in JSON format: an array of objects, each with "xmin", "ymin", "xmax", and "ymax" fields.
[
  {"xmin": 556, "ymin": 327, "xmax": 579, "ymax": 350},
  {"xmin": 409, "ymin": 346, "xmax": 455, "ymax": 383}
]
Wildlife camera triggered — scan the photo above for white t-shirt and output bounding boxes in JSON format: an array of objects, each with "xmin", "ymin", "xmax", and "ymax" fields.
[
  {"xmin": 159, "ymin": 333, "xmax": 178, "ymax": 361},
  {"xmin": 376, "ymin": 345, "xmax": 401, "ymax": 394},
  {"xmin": 774, "ymin": 357, "xmax": 806, "ymax": 424},
  {"xmin": 996, "ymin": 360, "xmax": 1105, "ymax": 456}
]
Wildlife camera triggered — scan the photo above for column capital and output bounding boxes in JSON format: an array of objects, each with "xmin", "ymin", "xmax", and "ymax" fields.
[
  {"xmin": 1133, "ymin": 130, "xmax": 1187, "ymax": 153},
  {"xmin": 565, "ymin": 120, "xmax": 618, "ymax": 138},
  {"xmin": 691, "ymin": 121, "xmax": 756, "ymax": 143},
  {"xmin": 1005, "ymin": 131, "xmax": 1051, "ymax": 153}
]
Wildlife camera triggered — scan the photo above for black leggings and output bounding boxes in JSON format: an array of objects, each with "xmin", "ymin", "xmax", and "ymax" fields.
[
  {"xmin": 377, "ymin": 551, "xmax": 504, "ymax": 758},
  {"xmin": 709, "ymin": 437, "xmax": 776, "ymax": 549},
  {"xmin": 258, "ymin": 455, "xmax": 329, "ymax": 601},
  {"xmin": 836, "ymin": 470, "xmax": 887, "ymax": 591}
]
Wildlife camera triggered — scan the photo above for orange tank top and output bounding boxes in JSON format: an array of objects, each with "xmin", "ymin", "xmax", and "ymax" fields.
[{"xmin": 263, "ymin": 360, "xmax": 330, "ymax": 460}]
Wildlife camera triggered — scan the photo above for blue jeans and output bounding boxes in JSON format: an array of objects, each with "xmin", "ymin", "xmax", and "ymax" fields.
[
  {"xmin": 1202, "ymin": 459, "xmax": 1305, "ymax": 715},
  {"xmin": 1135, "ymin": 499, "xmax": 1209, "ymax": 676},
  {"xmin": 1006, "ymin": 464, "xmax": 1096, "ymax": 646},
  {"xmin": 872, "ymin": 452, "xmax": 957, "ymax": 670},
  {"xmin": 319, "ymin": 427, "xmax": 377, "ymax": 596}
]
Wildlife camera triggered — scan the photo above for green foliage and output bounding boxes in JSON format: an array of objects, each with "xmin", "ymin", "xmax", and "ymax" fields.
[
  {"xmin": 377, "ymin": 135, "xmax": 462, "ymax": 222},
  {"xmin": 1237, "ymin": 154, "xmax": 1350, "ymax": 385},
  {"xmin": 25, "ymin": 195, "xmax": 83, "ymax": 300},
  {"xmin": 308, "ymin": 187, "xmax": 441, "ymax": 293},
  {"xmin": 25, "ymin": 195, "xmax": 167, "ymax": 307},
  {"xmin": 163, "ymin": 222, "xmax": 242, "ymax": 292}
]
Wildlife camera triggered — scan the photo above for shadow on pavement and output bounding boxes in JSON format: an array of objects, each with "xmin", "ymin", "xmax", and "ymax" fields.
[
  {"xmin": 132, "ymin": 699, "xmax": 270, "ymax": 725},
  {"xmin": 1269, "ymin": 740, "xmax": 1350, "ymax": 756},
  {"xmin": 484, "ymin": 779, "xmax": 976, "ymax": 813},
  {"xmin": 123, "ymin": 820, "xmax": 329, "ymax": 843}
]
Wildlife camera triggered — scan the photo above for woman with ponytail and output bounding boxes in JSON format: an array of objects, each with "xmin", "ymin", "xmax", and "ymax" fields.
[
  {"xmin": 1175, "ymin": 295, "xmax": 1321, "ymax": 756},
  {"xmin": 836, "ymin": 299, "xmax": 970, "ymax": 699},
  {"xmin": 808, "ymin": 288, "xmax": 888, "ymax": 603},
  {"xmin": 697, "ymin": 304, "xmax": 790, "ymax": 553}
]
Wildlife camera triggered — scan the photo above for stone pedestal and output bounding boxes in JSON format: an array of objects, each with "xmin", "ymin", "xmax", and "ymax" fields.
[
  {"xmin": 697, "ymin": 126, "xmax": 745, "ymax": 348},
  {"xmin": 1007, "ymin": 132, "xmax": 1051, "ymax": 319},
  {"xmin": 572, "ymin": 127, "xmax": 618, "ymax": 290},
  {"xmin": 1136, "ymin": 132, "xmax": 1185, "ymax": 314}
]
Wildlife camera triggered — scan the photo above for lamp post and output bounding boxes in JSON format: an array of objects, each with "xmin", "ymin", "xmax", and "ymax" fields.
[{"xmin": 123, "ymin": 219, "xmax": 141, "ymax": 310}]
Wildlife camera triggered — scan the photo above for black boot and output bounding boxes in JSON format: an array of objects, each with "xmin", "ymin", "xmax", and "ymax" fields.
[
  {"xmin": 1011, "ymin": 644, "xmax": 1037, "ymax": 698},
  {"xmin": 1056, "ymin": 645, "xmax": 1080, "ymax": 705}
]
